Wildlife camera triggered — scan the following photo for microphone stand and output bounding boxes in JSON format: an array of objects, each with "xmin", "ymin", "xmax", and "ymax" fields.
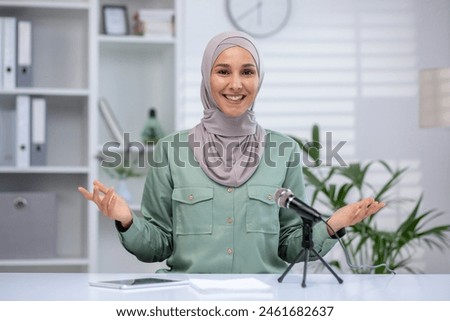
[{"xmin": 278, "ymin": 218, "xmax": 343, "ymax": 288}]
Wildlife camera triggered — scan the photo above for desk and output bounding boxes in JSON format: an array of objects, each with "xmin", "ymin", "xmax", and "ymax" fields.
[{"xmin": 1, "ymin": 273, "xmax": 449, "ymax": 301}]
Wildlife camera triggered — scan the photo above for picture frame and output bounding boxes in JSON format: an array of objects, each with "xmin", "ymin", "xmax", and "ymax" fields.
[{"xmin": 102, "ymin": 5, "xmax": 129, "ymax": 35}]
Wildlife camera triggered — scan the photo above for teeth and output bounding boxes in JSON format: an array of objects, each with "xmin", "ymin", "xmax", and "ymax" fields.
[{"xmin": 225, "ymin": 95, "xmax": 243, "ymax": 101}]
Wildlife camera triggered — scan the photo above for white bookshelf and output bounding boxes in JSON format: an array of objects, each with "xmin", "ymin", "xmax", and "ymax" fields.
[
  {"xmin": 0, "ymin": 0, "xmax": 96, "ymax": 272},
  {"xmin": 0, "ymin": 0, "xmax": 180, "ymax": 273}
]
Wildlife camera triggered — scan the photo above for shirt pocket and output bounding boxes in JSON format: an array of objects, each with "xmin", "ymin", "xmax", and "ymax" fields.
[
  {"xmin": 246, "ymin": 185, "xmax": 279, "ymax": 234},
  {"xmin": 172, "ymin": 187, "xmax": 214, "ymax": 235}
]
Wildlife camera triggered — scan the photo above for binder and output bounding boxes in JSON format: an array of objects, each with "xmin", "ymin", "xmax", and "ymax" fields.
[
  {"xmin": 0, "ymin": 107, "xmax": 16, "ymax": 166},
  {"xmin": 2, "ymin": 17, "xmax": 17, "ymax": 89},
  {"xmin": 30, "ymin": 97, "xmax": 47, "ymax": 166},
  {"xmin": 16, "ymin": 95, "xmax": 31, "ymax": 167},
  {"xmin": 16, "ymin": 20, "xmax": 32, "ymax": 87}
]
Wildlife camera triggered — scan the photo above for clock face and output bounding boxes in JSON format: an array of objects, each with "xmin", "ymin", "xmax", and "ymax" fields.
[{"xmin": 226, "ymin": 0, "xmax": 291, "ymax": 38}]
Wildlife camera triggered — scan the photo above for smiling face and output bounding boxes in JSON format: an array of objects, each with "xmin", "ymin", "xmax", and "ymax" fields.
[{"xmin": 210, "ymin": 46, "xmax": 260, "ymax": 117}]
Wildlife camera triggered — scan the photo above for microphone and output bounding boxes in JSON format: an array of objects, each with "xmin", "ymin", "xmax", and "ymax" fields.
[{"xmin": 275, "ymin": 188, "xmax": 322, "ymax": 222}]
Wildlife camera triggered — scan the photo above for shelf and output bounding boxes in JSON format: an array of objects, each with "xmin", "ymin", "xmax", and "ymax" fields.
[
  {"xmin": 0, "ymin": 166, "xmax": 89, "ymax": 174},
  {"xmin": 98, "ymin": 144, "xmax": 155, "ymax": 154},
  {"xmin": 0, "ymin": 1, "xmax": 89, "ymax": 10},
  {"xmin": 0, "ymin": 88, "xmax": 90, "ymax": 97},
  {"xmin": 98, "ymin": 34, "xmax": 175, "ymax": 45},
  {"xmin": 0, "ymin": 258, "xmax": 90, "ymax": 267},
  {"xmin": 0, "ymin": 0, "xmax": 94, "ymax": 273}
]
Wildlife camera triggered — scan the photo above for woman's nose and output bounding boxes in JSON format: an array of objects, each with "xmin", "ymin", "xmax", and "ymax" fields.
[{"xmin": 229, "ymin": 74, "xmax": 242, "ymax": 90}]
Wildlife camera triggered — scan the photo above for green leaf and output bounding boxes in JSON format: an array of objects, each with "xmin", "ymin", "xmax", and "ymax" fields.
[
  {"xmin": 373, "ymin": 161, "xmax": 408, "ymax": 201},
  {"xmin": 290, "ymin": 124, "xmax": 322, "ymax": 167},
  {"xmin": 310, "ymin": 124, "xmax": 320, "ymax": 164},
  {"xmin": 335, "ymin": 183, "xmax": 353, "ymax": 208},
  {"xmin": 337, "ymin": 162, "xmax": 373, "ymax": 190}
]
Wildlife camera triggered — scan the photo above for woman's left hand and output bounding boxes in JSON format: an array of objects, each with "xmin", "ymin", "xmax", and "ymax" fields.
[{"xmin": 326, "ymin": 198, "xmax": 385, "ymax": 237}]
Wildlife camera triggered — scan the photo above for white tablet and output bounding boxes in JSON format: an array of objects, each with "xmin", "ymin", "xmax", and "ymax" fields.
[{"xmin": 89, "ymin": 277, "xmax": 189, "ymax": 290}]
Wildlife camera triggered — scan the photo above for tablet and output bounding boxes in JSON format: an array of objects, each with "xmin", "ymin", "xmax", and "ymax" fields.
[{"xmin": 89, "ymin": 277, "xmax": 189, "ymax": 290}]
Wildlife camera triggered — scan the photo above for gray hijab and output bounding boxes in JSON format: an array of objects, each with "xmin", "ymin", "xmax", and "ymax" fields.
[{"xmin": 189, "ymin": 31, "xmax": 266, "ymax": 187}]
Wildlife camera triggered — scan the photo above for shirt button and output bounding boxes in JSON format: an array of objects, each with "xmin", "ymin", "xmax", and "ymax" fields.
[
  {"xmin": 188, "ymin": 194, "xmax": 194, "ymax": 201},
  {"xmin": 227, "ymin": 248, "xmax": 233, "ymax": 255},
  {"xmin": 226, "ymin": 217, "xmax": 233, "ymax": 224},
  {"xmin": 267, "ymin": 194, "xmax": 273, "ymax": 201},
  {"xmin": 227, "ymin": 187, "xmax": 234, "ymax": 193}
]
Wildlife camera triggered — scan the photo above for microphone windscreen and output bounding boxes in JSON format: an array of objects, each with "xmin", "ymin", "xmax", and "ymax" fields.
[{"xmin": 275, "ymin": 188, "xmax": 293, "ymax": 208}]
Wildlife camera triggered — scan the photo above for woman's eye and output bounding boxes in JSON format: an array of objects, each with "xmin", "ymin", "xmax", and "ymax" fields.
[
  {"xmin": 217, "ymin": 69, "xmax": 229, "ymax": 75},
  {"xmin": 242, "ymin": 69, "xmax": 255, "ymax": 76}
]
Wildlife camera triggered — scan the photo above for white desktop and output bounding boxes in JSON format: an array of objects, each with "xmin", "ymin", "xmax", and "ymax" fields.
[{"xmin": 1, "ymin": 273, "xmax": 449, "ymax": 301}]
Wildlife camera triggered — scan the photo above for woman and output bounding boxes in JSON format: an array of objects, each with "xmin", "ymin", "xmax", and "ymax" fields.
[{"xmin": 79, "ymin": 31, "xmax": 384, "ymax": 273}]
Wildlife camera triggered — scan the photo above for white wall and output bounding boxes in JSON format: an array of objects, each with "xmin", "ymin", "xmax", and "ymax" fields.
[{"xmin": 98, "ymin": 0, "xmax": 450, "ymax": 273}]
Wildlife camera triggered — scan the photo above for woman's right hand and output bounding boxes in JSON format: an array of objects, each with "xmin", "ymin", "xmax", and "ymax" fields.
[{"xmin": 78, "ymin": 179, "xmax": 133, "ymax": 229}]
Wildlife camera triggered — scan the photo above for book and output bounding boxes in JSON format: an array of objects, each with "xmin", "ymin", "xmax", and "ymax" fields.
[{"xmin": 136, "ymin": 9, "xmax": 174, "ymax": 36}]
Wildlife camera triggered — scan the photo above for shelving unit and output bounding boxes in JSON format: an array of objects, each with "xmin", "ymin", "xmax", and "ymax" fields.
[{"xmin": 0, "ymin": 0, "xmax": 180, "ymax": 273}]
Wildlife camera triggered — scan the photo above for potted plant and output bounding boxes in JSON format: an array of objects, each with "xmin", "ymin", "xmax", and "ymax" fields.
[{"xmin": 291, "ymin": 125, "xmax": 450, "ymax": 273}]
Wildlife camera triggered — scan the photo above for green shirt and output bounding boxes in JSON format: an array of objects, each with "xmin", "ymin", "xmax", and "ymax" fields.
[{"xmin": 118, "ymin": 129, "xmax": 337, "ymax": 273}]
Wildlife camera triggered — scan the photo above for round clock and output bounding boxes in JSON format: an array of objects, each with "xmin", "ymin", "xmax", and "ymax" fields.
[{"xmin": 226, "ymin": 0, "xmax": 292, "ymax": 38}]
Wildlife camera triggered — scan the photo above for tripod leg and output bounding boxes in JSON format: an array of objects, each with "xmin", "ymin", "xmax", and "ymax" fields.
[
  {"xmin": 278, "ymin": 219, "xmax": 344, "ymax": 287},
  {"xmin": 311, "ymin": 248, "xmax": 344, "ymax": 284},
  {"xmin": 301, "ymin": 249, "xmax": 310, "ymax": 288},
  {"xmin": 278, "ymin": 249, "xmax": 304, "ymax": 283}
]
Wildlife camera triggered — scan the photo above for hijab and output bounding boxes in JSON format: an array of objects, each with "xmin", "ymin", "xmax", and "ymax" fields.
[{"xmin": 188, "ymin": 31, "xmax": 266, "ymax": 187}]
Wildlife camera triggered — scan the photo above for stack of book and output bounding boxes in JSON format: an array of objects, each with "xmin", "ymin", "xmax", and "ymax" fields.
[{"xmin": 135, "ymin": 9, "xmax": 174, "ymax": 37}]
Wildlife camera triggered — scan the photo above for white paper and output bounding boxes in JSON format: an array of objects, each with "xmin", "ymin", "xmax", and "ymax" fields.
[{"xmin": 189, "ymin": 278, "xmax": 272, "ymax": 293}]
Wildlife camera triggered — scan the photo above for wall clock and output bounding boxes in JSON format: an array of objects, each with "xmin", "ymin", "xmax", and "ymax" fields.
[{"xmin": 226, "ymin": 0, "xmax": 291, "ymax": 38}]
